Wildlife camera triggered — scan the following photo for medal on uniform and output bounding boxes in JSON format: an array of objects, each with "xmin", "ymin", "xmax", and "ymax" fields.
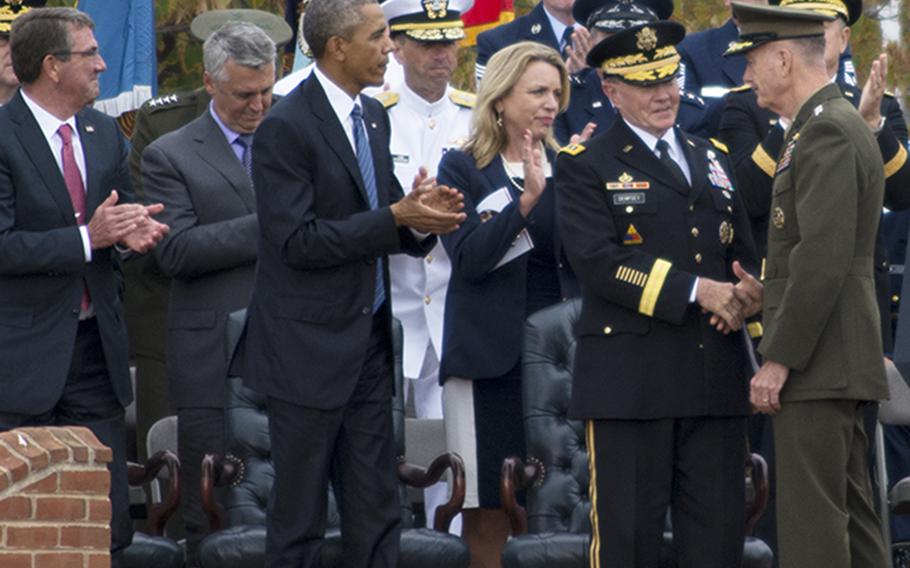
[
  {"xmin": 707, "ymin": 155, "xmax": 733, "ymax": 192},
  {"xmin": 719, "ymin": 220, "xmax": 734, "ymax": 245},
  {"xmin": 777, "ymin": 137, "xmax": 797, "ymax": 173},
  {"xmin": 772, "ymin": 207, "xmax": 785, "ymax": 229},
  {"xmin": 606, "ymin": 172, "xmax": 649, "ymax": 190},
  {"xmin": 623, "ymin": 224, "xmax": 643, "ymax": 245}
]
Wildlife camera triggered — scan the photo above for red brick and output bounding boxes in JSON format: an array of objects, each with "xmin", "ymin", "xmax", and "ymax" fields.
[
  {"xmin": 35, "ymin": 497, "xmax": 86, "ymax": 521},
  {"xmin": 48, "ymin": 430, "xmax": 89, "ymax": 463},
  {"xmin": 0, "ymin": 431, "xmax": 51, "ymax": 471},
  {"xmin": 23, "ymin": 472, "xmax": 59, "ymax": 493},
  {"xmin": 0, "ymin": 553, "xmax": 32, "ymax": 568},
  {"xmin": 19, "ymin": 428, "xmax": 71, "ymax": 465},
  {"xmin": 0, "ymin": 467, "xmax": 11, "ymax": 492},
  {"xmin": 87, "ymin": 499, "xmax": 111, "ymax": 522},
  {"xmin": 34, "ymin": 552, "xmax": 84, "ymax": 568},
  {"xmin": 65, "ymin": 428, "xmax": 112, "ymax": 464},
  {"xmin": 60, "ymin": 525, "xmax": 109, "ymax": 549},
  {"xmin": 88, "ymin": 553, "xmax": 111, "ymax": 568},
  {"xmin": 0, "ymin": 453, "xmax": 29, "ymax": 483},
  {"xmin": 60, "ymin": 470, "xmax": 109, "ymax": 494},
  {"xmin": 0, "ymin": 496, "xmax": 31, "ymax": 519},
  {"xmin": 7, "ymin": 525, "xmax": 58, "ymax": 548}
]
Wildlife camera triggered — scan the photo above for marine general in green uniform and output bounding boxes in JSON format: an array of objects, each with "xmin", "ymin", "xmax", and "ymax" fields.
[{"xmin": 728, "ymin": 3, "xmax": 891, "ymax": 567}]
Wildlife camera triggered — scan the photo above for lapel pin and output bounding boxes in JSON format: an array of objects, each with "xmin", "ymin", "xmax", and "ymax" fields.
[
  {"xmin": 531, "ymin": 23, "xmax": 541, "ymax": 34},
  {"xmin": 85, "ymin": 125, "xmax": 95, "ymax": 133},
  {"xmin": 370, "ymin": 122, "xmax": 377, "ymax": 129},
  {"xmin": 623, "ymin": 145, "xmax": 633, "ymax": 153}
]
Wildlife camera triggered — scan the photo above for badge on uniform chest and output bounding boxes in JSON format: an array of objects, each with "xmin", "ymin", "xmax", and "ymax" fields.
[
  {"xmin": 707, "ymin": 151, "xmax": 733, "ymax": 194},
  {"xmin": 613, "ymin": 192, "xmax": 645, "ymax": 206},
  {"xmin": 777, "ymin": 133, "xmax": 799, "ymax": 174},
  {"xmin": 624, "ymin": 224, "xmax": 643, "ymax": 245},
  {"xmin": 606, "ymin": 172, "xmax": 649, "ymax": 190}
]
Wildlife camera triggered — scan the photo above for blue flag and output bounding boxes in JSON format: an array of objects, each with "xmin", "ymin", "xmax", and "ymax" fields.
[{"xmin": 77, "ymin": 0, "xmax": 156, "ymax": 116}]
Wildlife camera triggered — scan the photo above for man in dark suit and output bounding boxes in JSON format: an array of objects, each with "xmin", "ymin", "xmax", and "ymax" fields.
[
  {"xmin": 475, "ymin": 0, "xmax": 577, "ymax": 82},
  {"xmin": 556, "ymin": 20, "xmax": 759, "ymax": 567},
  {"xmin": 0, "ymin": 7, "xmax": 167, "ymax": 564},
  {"xmin": 230, "ymin": 0, "xmax": 465, "ymax": 564},
  {"xmin": 141, "ymin": 20, "xmax": 276, "ymax": 567},
  {"xmin": 731, "ymin": 3, "xmax": 890, "ymax": 566}
]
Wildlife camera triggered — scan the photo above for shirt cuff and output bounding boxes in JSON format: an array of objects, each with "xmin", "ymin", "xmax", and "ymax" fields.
[
  {"xmin": 79, "ymin": 226, "xmax": 92, "ymax": 263},
  {"xmin": 410, "ymin": 228, "xmax": 431, "ymax": 241},
  {"xmin": 689, "ymin": 276, "xmax": 699, "ymax": 303}
]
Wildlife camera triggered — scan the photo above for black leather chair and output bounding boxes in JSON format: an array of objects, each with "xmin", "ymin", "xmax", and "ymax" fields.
[
  {"xmin": 500, "ymin": 299, "xmax": 774, "ymax": 568},
  {"xmin": 196, "ymin": 310, "xmax": 469, "ymax": 568},
  {"xmin": 122, "ymin": 450, "xmax": 186, "ymax": 568}
]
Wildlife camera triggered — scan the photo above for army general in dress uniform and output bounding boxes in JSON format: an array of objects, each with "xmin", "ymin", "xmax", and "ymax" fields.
[
  {"xmin": 728, "ymin": 3, "xmax": 891, "ymax": 567},
  {"xmin": 556, "ymin": 20, "xmax": 759, "ymax": 568}
]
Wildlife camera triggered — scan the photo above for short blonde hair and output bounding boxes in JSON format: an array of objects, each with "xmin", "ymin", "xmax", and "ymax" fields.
[{"xmin": 464, "ymin": 41, "xmax": 569, "ymax": 168}]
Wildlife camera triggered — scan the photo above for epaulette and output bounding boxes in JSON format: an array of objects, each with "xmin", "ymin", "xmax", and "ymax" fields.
[
  {"xmin": 728, "ymin": 84, "xmax": 752, "ymax": 93},
  {"xmin": 374, "ymin": 90, "xmax": 400, "ymax": 109},
  {"xmin": 710, "ymin": 138, "xmax": 729, "ymax": 154},
  {"xmin": 449, "ymin": 89, "xmax": 476, "ymax": 109},
  {"xmin": 559, "ymin": 143, "xmax": 586, "ymax": 156},
  {"xmin": 143, "ymin": 93, "xmax": 194, "ymax": 113},
  {"xmin": 680, "ymin": 90, "xmax": 704, "ymax": 107}
]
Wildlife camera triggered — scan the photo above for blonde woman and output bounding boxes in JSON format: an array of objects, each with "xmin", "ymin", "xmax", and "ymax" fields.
[{"xmin": 437, "ymin": 41, "xmax": 573, "ymax": 566}]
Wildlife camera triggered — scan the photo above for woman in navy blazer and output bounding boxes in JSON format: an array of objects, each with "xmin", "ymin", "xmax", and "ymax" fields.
[{"xmin": 436, "ymin": 41, "xmax": 572, "ymax": 565}]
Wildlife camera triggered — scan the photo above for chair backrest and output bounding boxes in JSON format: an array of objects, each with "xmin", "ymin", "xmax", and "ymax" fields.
[
  {"xmin": 221, "ymin": 309, "xmax": 413, "ymax": 530},
  {"xmin": 521, "ymin": 299, "xmax": 590, "ymax": 535},
  {"xmin": 146, "ymin": 415, "xmax": 179, "ymax": 504}
]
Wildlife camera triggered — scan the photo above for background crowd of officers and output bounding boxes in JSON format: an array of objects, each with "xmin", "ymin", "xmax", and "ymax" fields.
[{"xmin": 1, "ymin": 0, "xmax": 909, "ymax": 566}]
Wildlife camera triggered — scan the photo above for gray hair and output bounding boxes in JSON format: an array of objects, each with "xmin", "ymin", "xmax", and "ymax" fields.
[
  {"xmin": 787, "ymin": 35, "xmax": 826, "ymax": 67},
  {"xmin": 11, "ymin": 7, "xmax": 94, "ymax": 85},
  {"xmin": 303, "ymin": 0, "xmax": 375, "ymax": 60},
  {"xmin": 203, "ymin": 21, "xmax": 277, "ymax": 84}
]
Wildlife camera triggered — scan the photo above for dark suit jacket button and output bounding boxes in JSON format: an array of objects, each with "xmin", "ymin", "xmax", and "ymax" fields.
[
  {"xmin": 365, "ymin": 258, "xmax": 375, "ymax": 265},
  {"xmin": 72, "ymin": 308, "xmax": 80, "ymax": 316},
  {"xmin": 361, "ymin": 306, "xmax": 371, "ymax": 315}
]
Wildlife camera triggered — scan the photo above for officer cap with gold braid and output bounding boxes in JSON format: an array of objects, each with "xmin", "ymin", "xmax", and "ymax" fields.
[
  {"xmin": 573, "ymin": 0, "xmax": 672, "ymax": 35},
  {"xmin": 382, "ymin": 0, "xmax": 474, "ymax": 42},
  {"xmin": 778, "ymin": 0, "xmax": 862, "ymax": 26},
  {"xmin": 723, "ymin": 2, "xmax": 833, "ymax": 57},
  {"xmin": 585, "ymin": 21, "xmax": 685, "ymax": 86},
  {"xmin": 0, "ymin": 0, "xmax": 44, "ymax": 37}
]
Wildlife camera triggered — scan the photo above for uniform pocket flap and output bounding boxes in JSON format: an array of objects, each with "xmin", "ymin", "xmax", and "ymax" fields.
[{"xmin": 170, "ymin": 310, "xmax": 218, "ymax": 330}]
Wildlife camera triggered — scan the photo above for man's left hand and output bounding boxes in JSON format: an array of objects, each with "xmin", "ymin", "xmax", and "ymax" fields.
[
  {"xmin": 859, "ymin": 53, "xmax": 888, "ymax": 132},
  {"xmin": 750, "ymin": 360, "xmax": 789, "ymax": 414},
  {"xmin": 121, "ymin": 207, "xmax": 169, "ymax": 253},
  {"xmin": 565, "ymin": 27, "xmax": 592, "ymax": 75}
]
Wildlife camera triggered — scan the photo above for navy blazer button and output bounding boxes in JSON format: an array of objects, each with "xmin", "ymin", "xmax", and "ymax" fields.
[
  {"xmin": 72, "ymin": 308, "xmax": 80, "ymax": 315},
  {"xmin": 362, "ymin": 307, "xmax": 370, "ymax": 315},
  {"xmin": 366, "ymin": 258, "xmax": 375, "ymax": 265}
]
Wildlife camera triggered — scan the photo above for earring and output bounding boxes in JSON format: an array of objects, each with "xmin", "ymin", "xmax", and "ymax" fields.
[{"xmin": 496, "ymin": 112, "xmax": 503, "ymax": 127}]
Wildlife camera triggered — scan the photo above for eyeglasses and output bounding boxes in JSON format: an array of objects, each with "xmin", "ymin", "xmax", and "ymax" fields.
[{"xmin": 51, "ymin": 47, "xmax": 101, "ymax": 59}]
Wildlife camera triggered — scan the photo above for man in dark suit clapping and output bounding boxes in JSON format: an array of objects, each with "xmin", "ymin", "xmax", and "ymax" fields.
[
  {"xmin": 0, "ymin": 7, "xmax": 167, "ymax": 565},
  {"xmin": 230, "ymin": 0, "xmax": 465, "ymax": 565}
]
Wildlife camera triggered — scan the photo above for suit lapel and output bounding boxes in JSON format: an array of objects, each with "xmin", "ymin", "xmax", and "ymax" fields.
[
  {"xmin": 364, "ymin": 102, "xmax": 390, "ymax": 206},
  {"xmin": 529, "ymin": 3, "xmax": 560, "ymax": 51},
  {"xmin": 193, "ymin": 111, "xmax": 255, "ymax": 212},
  {"xmin": 305, "ymin": 77, "xmax": 370, "ymax": 207},
  {"xmin": 76, "ymin": 110, "xmax": 105, "ymax": 217},
  {"xmin": 610, "ymin": 121, "xmax": 684, "ymax": 194},
  {"xmin": 678, "ymin": 128, "xmax": 708, "ymax": 205},
  {"xmin": 9, "ymin": 93, "xmax": 75, "ymax": 225}
]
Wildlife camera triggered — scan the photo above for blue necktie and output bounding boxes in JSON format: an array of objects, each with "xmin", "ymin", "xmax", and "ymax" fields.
[
  {"xmin": 560, "ymin": 26, "xmax": 574, "ymax": 58},
  {"xmin": 351, "ymin": 103, "xmax": 385, "ymax": 313},
  {"xmin": 236, "ymin": 133, "xmax": 254, "ymax": 183}
]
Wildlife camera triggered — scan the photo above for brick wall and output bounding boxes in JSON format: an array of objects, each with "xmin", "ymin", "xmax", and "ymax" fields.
[{"xmin": 0, "ymin": 426, "xmax": 112, "ymax": 568}]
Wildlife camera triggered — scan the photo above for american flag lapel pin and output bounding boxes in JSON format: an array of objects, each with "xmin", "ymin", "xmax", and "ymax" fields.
[{"xmin": 85, "ymin": 125, "xmax": 95, "ymax": 133}]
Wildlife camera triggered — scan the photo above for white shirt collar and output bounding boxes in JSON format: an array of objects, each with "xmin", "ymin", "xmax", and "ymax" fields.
[
  {"xmin": 542, "ymin": 5, "xmax": 575, "ymax": 45},
  {"xmin": 313, "ymin": 65, "xmax": 363, "ymax": 126},
  {"xmin": 624, "ymin": 118, "xmax": 682, "ymax": 160},
  {"xmin": 399, "ymin": 82, "xmax": 452, "ymax": 116},
  {"xmin": 20, "ymin": 88, "xmax": 78, "ymax": 143}
]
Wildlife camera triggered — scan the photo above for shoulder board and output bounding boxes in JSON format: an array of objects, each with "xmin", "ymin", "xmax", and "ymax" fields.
[
  {"xmin": 559, "ymin": 143, "xmax": 586, "ymax": 156},
  {"xmin": 680, "ymin": 90, "xmax": 704, "ymax": 107},
  {"xmin": 885, "ymin": 90, "xmax": 896, "ymax": 99},
  {"xmin": 710, "ymin": 138, "xmax": 729, "ymax": 154},
  {"xmin": 143, "ymin": 93, "xmax": 195, "ymax": 113},
  {"xmin": 728, "ymin": 84, "xmax": 752, "ymax": 93},
  {"xmin": 449, "ymin": 89, "xmax": 476, "ymax": 109},
  {"xmin": 374, "ymin": 90, "xmax": 400, "ymax": 109}
]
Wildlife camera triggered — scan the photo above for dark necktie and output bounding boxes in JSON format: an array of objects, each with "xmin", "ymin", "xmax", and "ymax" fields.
[
  {"xmin": 58, "ymin": 123, "xmax": 90, "ymax": 314},
  {"xmin": 560, "ymin": 26, "xmax": 574, "ymax": 58},
  {"xmin": 351, "ymin": 103, "xmax": 385, "ymax": 313},
  {"xmin": 236, "ymin": 133, "xmax": 254, "ymax": 183},
  {"xmin": 656, "ymin": 139, "xmax": 689, "ymax": 190}
]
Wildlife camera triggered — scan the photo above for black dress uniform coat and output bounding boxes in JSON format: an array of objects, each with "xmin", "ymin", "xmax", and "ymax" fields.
[
  {"xmin": 556, "ymin": 120, "xmax": 758, "ymax": 420},
  {"xmin": 718, "ymin": 81, "xmax": 910, "ymax": 352}
]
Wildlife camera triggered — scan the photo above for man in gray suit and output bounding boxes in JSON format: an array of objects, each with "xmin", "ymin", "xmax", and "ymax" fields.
[{"xmin": 140, "ymin": 21, "xmax": 275, "ymax": 567}]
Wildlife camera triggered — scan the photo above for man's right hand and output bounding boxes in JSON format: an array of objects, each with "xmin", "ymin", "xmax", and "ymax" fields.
[
  {"xmin": 697, "ymin": 277, "xmax": 743, "ymax": 333},
  {"xmin": 391, "ymin": 168, "xmax": 466, "ymax": 234},
  {"xmin": 87, "ymin": 191, "xmax": 157, "ymax": 249}
]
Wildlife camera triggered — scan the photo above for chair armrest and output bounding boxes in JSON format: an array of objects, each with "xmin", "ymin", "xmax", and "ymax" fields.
[
  {"xmin": 397, "ymin": 452, "xmax": 466, "ymax": 533},
  {"xmin": 500, "ymin": 456, "xmax": 542, "ymax": 536},
  {"xmin": 201, "ymin": 453, "xmax": 244, "ymax": 533},
  {"xmin": 745, "ymin": 452, "xmax": 769, "ymax": 536},
  {"xmin": 127, "ymin": 450, "xmax": 180, "ymax": 537},
  {"xmin": 889, "ymin": 476, "xmax": 910, "ymax": 514}
]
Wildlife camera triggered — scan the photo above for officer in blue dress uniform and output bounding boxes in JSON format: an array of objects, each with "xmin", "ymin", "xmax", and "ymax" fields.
[
  {"xmin": 475, "ymin": 0, "xmax": 577, "ymax": 82},
  {"xmin": 557, "ymin": 20, "xmax": 759, "ymax": 567}
]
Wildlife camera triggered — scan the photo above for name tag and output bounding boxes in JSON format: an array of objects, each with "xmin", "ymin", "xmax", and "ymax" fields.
[
  {"xmin": 613, "ymin": 193, "xmax": 646, "ymax": 206},
  {"xmin": 392, "ymin": 154, "xmax": 410, "ymax": 164}
]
